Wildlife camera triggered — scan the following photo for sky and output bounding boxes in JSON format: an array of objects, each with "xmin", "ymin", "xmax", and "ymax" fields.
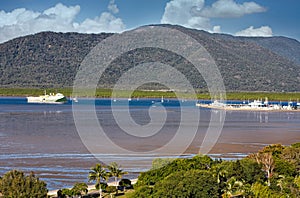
[{"xmin": 0, "ymin": 0, "xmax": 299, "ymax": 43}]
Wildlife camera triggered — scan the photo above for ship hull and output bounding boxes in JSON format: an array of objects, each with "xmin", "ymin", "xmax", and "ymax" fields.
[{"xmin": 27, "ymin": 93, "xmax": 67, "ymax": 104}]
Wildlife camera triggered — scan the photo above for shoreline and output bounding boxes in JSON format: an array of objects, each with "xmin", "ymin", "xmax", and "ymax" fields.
[
  {"xmin": 1, "ymin": 88, "xmax": 300, "ymax": 101},
  {"xmin": 47, "ymin": 178, "xmax": 138, "ymax": 196}
]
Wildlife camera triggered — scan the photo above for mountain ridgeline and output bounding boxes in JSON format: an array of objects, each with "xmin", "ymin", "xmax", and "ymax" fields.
[{"xmin": 0, "ymin": 24, "xmax": 299, "ymax": 92}]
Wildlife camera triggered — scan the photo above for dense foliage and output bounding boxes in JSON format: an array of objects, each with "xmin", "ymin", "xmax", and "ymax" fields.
[
  {"xmin": 0, "ymin": 170, "xmax": 47, "ymax": 198},
  {"xmin": 1, "ymin": 25, "xmax": 300, "ymax": 92},
  {"xmin": 130, "ymin": 143, "xmax": 300, "ymax": 197},
  {"xmin": 58, "ymin": 182, "xmax": 88, "ymax": 197}
]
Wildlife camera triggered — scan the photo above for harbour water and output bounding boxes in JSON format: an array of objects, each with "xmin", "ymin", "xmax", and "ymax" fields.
[{"xmin": 0, "ymin": 97, "xmax": 300, "ymax": 190}]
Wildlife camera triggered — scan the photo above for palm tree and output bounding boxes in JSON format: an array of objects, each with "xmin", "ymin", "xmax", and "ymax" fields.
[
  {"xmin": 222, "ymin": 177, "xmax": 244, "ymax": 198},
  {"xmin": 212, "ymin": 166, "xmax": 228, "ymax": 184},
  {"xmin": 88, "ymin": 163, "xmax": 108, "ymax": 198},
  {"xmin": 107, "ymin": 162, "xmax": 128, "ymax": 195},
  {"xmin": 276, "ymin": 175, "xmax": 286, "ymax": 192}
]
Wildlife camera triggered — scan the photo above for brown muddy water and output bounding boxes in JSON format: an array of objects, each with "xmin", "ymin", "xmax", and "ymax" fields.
[{"xmin": 0, "ymin": 97, "xmax": 299, "ymax": 190}]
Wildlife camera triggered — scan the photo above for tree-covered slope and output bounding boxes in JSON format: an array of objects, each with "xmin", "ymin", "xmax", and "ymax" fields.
[{"xmin": 0, "ymin": 25, "xmax": 299, "ymax": 91}]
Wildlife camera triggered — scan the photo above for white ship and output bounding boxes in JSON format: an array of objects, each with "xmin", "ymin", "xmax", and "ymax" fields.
[
  {"xmin": 196, "ymin": 98, "xmax": 296, "ymax": 111},
  {"xmin": 27, "ymin": 91, "xmax": 67, "ymax": 104}
]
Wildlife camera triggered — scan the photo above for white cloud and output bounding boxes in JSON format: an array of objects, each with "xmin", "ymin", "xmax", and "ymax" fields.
[
  {"xmin": 0, "ymin": 2, "xmax": 125, "ymax": 43},
  {"xmin": 235, "ymin": 26, "xmax": 273, "ymax": 37},
  {"xmin": 108, "ymin": 0, "xmax": 119, "ymax": 14},
  {"xmin": 161, "ymin": 0, "xmax": 211, "ymax": 30},
  {"xmin": 200, "ymin": 0, "xmax": 266, "ymax": 18},
  {"xmin": 0, "ymin": 8, "xmax": 39, "ymax": 27},
  {"xmin": 161, "ymin": 0, "xmax": 267, "ymax": 34},
  {"xmin": 213, "ymin": 26, "xmax": 221, "ymax": 33},
  {"xmin": 77, "ymin": 12, "xmax": 125, "ymax": 33}
]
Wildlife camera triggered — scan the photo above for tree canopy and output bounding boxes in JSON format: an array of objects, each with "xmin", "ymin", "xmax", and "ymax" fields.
[
  {"xmin": 0, "ymin": 170, "xmax": 47, "ymax": 198},
  {"xmin": 130, "ymin": 143, "xmax": 300, "ymax": 197}
]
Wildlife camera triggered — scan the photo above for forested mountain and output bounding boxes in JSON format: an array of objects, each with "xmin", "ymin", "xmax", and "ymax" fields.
[{"xmin": 0, "ymin": 24, "xmax": 299, "ymax": 92}]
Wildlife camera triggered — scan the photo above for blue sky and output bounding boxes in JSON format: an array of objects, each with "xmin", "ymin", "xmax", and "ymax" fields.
[{"xmin": 0, "ymin": 0, "xmax": 299, "ymax": 43}]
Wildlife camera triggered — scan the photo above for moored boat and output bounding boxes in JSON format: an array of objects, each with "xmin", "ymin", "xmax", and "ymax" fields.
[{"xmin": 27, "ymin": 91, "xmax": 67, "ymax": 104}]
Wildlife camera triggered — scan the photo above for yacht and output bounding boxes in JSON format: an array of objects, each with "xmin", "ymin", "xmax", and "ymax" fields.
[{"xmin": 27, "ymin": 91, "xmax": 67, "ymax": 104}]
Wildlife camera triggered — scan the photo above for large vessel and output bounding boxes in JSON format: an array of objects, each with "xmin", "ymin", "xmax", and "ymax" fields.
[
  {"xmin": 196, "ymin": 98, "xmax": 297, "ymax": 111},
  {"xmin": 27, "ymin": 91, "xmax": 67, "ymax": 104}
]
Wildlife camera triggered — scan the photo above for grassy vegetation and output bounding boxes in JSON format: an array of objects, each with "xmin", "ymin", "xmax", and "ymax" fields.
[
  {"xmin": 225, "ymin": 92, "xmax": 300, "ymax": 101},
  {"xmin": 0, "ymin": 88, "xmax": 73, "ymax": 97},
  {"xmin": 1, "ymin": 87, "xmax": 300, "ymax": 101}
]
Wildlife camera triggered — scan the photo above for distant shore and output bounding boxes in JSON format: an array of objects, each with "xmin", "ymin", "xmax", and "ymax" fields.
[{"xmin": 1, "ymin": 87, "xmax": 300, "ymax": 101}]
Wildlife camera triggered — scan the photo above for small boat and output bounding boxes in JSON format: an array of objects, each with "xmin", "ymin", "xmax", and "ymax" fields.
[
  {"xmin": 71, "ymin": 97, "xmax": 78, "ymax": 103},
  {"xmin": 27, "ymin": 91, "xmax": 67, "ymax": 104}
]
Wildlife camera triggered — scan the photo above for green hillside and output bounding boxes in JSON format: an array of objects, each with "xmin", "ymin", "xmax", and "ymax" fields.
[{"xmin": 0, "ymin": 25, "xmax": 299, "ymax": 92}]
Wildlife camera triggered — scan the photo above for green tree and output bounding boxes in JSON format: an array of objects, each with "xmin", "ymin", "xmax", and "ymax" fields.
[
  {"xmin": 212, "ymin": 164, "xmax": 228, "ymax": 184},
  {"xmin": 217, "ymin": 159, "xmax": 265, "ymax": 186},
  {"xmin": 61, "ymin": 188, "xmax": 73, "ymax": 197},
  {"xmin": 260, "ymin": 144, "xmax": 284, "ymax": 157},
  {"xmin": 274, "ymin": 159, "xmax": 297, "ymax": 177},
  {"xmin": 119, "ymin": 178, "xmax": 132, "ymax": 190},
  {"xmin": 251, "ymin": 182, "xmax": 286, "ymax": 198},
  {"xmin": 107, "ymin": 162, "xmax": 128, "ymax": 195},
  {"xmin": 272, "ymin": 175, "xmax": 300, "ymax": 197},
  {"xmin": 72, "ymin": 182, "xmax": 88, "ymax": 196},
  {"xmin": 153, "ymin": 170, "xmax": 219, "ymax": 198},
  {"xmin": 106, "ymin": 186, "xmax": 117, "ymax": 198},
  {"xmin": 280, "ymin": 146, "xmax": 300, "ymax": 173},
  {"xmin": 222, "ymin": 177, "xmax": 244, "ymax": 198},
  {"xmin": 88, "ymin": 163, "xmax": 108, "ymax": 198},
  {"xmin": 0, "ymin": 170, "xmax": 47, "ymax": 198},
  {"xmin": 252, "ymin": 152, "xmax": 275, "ymax": 186},
  {"xmin": 128, "ymin": 185, "xmax": 153, "ymax": 198},
  {"xmin": 291, "ymin": 143, "xmax": 300, "ymax": 148},
  {"xmin": 295, "ymin": 176, "xmax": 300, "ymax": 189},
  {"xmin": 135, "ymin": 155, "xmax": 215, "ymax": 187},
  {"xmin": 151, "ymin": 158, "xmax": 174, "ymax": 170},
  {"xmin": 276, "ymin": 175, "xmax": 286, "ymax": 192}
]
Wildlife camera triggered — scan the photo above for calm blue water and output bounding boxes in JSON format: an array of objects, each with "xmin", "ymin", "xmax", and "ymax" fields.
[{"xmin": 0, "ymin": 97, "xmax": 300, "ymax": 190}]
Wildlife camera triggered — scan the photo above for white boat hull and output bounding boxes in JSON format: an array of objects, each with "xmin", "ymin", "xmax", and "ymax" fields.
[{"xmin": 27, "ymin": 93, "xmax": 67, "ymax": 104}]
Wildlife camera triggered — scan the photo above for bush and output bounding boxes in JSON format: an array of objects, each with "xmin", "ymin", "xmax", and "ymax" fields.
[
  {"xmin": 0, "ymin": 170, "xmax": 47, "ymax": 198},
  {"xmin": 60, "ymin": 188, "xmax": 73, "ymax": 197},
  {"xmin": 128, "ymin": 185, "xmax": 153, "ymax": 198},
  {"xmin": 72, "ymin": 182, "xmax": 88, "ymax": 195},
  {"xmin": 119, "ymin": 178, "xmax": 132, "ymax": 189},
  {"xmin": 135, "ymin": 155, "xmax": 215, "ymax": 187},
  {"xmin": 153, "ymin": 170, "xmax": 219, "ymax": 198},
  {"xmin": 106, "ymin": 185, "xmax": 117, "ymax": 194}
]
